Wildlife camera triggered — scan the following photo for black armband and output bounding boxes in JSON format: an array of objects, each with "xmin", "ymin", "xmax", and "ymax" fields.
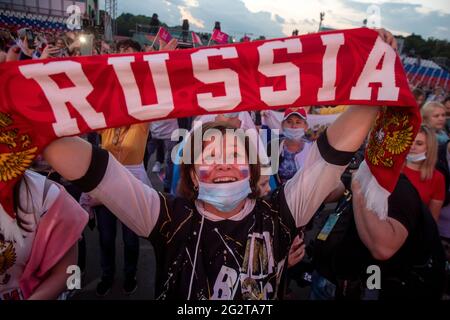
[
  {"xmin": 70, "ymin": 145, "xmax": 109, "ymax": 192},
  {"xmin": 317, "ymin": 129, "xmax": 355, "ymax": 166}
]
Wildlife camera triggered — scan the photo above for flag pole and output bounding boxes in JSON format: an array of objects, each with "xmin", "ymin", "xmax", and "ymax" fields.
[
  {"xmin": 207, "ymin": 34, "xmax": 212, "ymax": 46},
  {"xmin": 207, "ymin": 30, "xmax": 214, "ymax": 46},
  {"xmin": 150, "ymin": 27, "xmax": 161, "ymax": 49}
]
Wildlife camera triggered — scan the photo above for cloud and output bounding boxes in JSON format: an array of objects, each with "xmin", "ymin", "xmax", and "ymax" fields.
[
  {"xmin": 184, "ymin": 0, "xmax": 200, "ymax": 6},
  {"xmin": 183, "ymin": 0, "xmax": 285, "ymax": 38},
  {"xmin": 341, "ymin": 0, "xmax": 450, "ymax": 39},
  {"xmin": 337, "ymin": 0, "xmax": 450, "ymax": 15},
  {"xmin": 118, "ymin": 0, "xmax": 182, "ymax": 25},
  {"xmin": 117, "ymin": 0, "xmax": 450, "ymax": 40},
  {"xmin": 243, "ymin": 0, "xmax": 450, "ymax": 39},
  {"xmin": 119, "ymin": 0, "xmax": 285, "ymax": 39},
  {"xmin": 274, "ymin": 14, "xmax": 285, "ymax": 24},
  {"xmin": 164, "ymin": 0, "xmax": 185, "ymax": 5},
  {"xmin": 178, "ymin": 6, "xmax": 205, "ymax": 28}
]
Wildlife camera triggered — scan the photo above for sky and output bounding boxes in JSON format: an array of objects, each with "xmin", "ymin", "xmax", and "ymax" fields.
[{"xmin": 113, "ymin": 0, "xmax": 450, "ymax": 40}]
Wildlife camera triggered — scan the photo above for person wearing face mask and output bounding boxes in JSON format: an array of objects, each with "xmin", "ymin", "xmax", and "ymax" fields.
[
  {"xmin": 422, "ymin": 102, "xmax": 449, "ymax": 145},
  {"xmin": 43, "ymin": 99, "xmax": 379, "ymax": 300},
  {"xmin": 403, "ymin": 125, "xmax": 445, "ymax": 220},
  {"xmin": 274, "ymin": 108, "xmax": 312, "ymax": 185},
  {"xmin": 41, "ymin": 29, "xmax": 398, "ymax": 300},
  {"xmin": 170, "ymin": 111, "xmax": 271, "ymax": 194}
]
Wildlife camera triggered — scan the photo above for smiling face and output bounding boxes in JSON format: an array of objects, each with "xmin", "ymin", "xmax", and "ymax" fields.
[
  {"xmin": 178, "ymin": 122, "xmax": 260, "ymax": 202},
  {"xmin": 185, "ymin": 125, "xmax": 258, "ymax": 216},
  {"xmin": 190, "ymin": 133, "xmax": 250, "ymax": 186}
]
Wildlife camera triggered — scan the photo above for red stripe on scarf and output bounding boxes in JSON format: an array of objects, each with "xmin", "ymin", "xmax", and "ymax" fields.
[{"xmin": 0, "ymin": 27, "xmax": 419, "ymax": 218}]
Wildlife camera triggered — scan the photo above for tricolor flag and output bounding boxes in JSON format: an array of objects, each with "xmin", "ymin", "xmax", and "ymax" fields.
[
  {"xmin": 403, "ymin": 57, "xmax": 450, "ymax": 91},
  {"xmin": 191, "ymin": 31, "xmax": 203, "ymax": 45},
  {"xmin": 211, "ymin": 29, "xmax": 229, "ymax": 44}
]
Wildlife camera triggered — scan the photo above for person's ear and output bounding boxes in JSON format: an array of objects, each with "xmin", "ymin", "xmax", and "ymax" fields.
[{"xmin": 190, "ymin": 167, "xmax": 199, "ymax": 189}]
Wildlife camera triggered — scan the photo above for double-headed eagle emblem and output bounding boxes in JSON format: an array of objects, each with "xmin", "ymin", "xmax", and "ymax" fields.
[
  {"xmin": 0, "ymin": 113, "xmax": 37, "ymax": 182},
  {"xmin": 0, "ymin": 239, "xmax": 16, "ymax": 276},
  {"xmin": 366, "ymin": 107, "xmax": 414, "ymax": 167}
]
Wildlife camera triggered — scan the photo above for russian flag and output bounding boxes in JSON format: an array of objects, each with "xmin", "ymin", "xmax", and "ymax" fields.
[{"xmin": 403, "ymin": 57, "xmax": 450, "ymax": 90}]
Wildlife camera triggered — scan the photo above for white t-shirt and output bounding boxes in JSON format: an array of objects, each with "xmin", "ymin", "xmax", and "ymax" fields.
[
  {"xmin": 294, "ymin": 141, "xmax": 313, "ymax": 172},
  {"xmin": 88, "ymin": 140, "xmax": 346, "ymax": 237}
]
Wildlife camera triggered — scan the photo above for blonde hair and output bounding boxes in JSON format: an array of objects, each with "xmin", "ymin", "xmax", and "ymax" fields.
[
  {"xmin": 421, "ymin": 102, "xmax": 446, "ymax": 129},
  {"xmin": 416, "ymin": 125, "xmax": 438, "ymax": 181}
]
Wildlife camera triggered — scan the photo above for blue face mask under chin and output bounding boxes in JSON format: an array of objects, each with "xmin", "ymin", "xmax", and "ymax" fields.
[
  {"xmin": 406, "ymin": 152, "xmax": 426, "ymax": 163},
  {"xmin": 283, "ymin": 127, "xmax": 305, "ymax": 141},
  {"xmin": 197, "ymin": 177, "xmax": 251, "ymax": 212}
]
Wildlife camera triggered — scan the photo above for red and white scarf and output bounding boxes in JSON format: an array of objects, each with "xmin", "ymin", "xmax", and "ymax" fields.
[{"xmin": 0, "ymin": 27, "xmax": 419, "ymax": 222}]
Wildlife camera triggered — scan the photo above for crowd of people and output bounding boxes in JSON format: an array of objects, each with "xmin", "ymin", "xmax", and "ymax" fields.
[{"xmin": 1, "ymin": 20, "xmax": 450, "ymax": 301}]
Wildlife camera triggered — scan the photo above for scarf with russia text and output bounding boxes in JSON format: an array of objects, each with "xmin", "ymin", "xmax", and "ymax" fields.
[{"xmin": 0, "ymin": 27, "xmax": 419, "ymax": 241}]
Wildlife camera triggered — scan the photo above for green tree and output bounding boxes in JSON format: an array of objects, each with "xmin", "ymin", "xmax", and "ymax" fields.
[
  {"xmin": 403, "ymin": 33, "xmax": 450, "ymax": 60},
  {"xmin": 116, "ymin": 13, "xmax": 169, "ymax": 36}
]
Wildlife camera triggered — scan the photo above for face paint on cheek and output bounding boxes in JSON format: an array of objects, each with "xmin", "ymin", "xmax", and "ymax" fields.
[
  {"xmin": 237, "ymin": 165, "xmax": 249, "ymax": 179},
  {"xmin": 198, "ymin": 165, "xmax": 212, "ymax": 181}
]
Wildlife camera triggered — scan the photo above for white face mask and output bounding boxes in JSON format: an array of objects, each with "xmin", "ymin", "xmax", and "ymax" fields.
[
  {"xmin": 283, "ymin": 127, "xmax": 305, "ymax": 141},
  {"xmin": 197, "ymin": 177, "xmax": 251, "ymax": 212},
  {"xmin": 406, "ymin": 152, "xmax": 427, "ymax": 163}
]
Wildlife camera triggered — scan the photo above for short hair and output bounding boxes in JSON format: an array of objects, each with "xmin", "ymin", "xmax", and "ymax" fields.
[
  {"xmin": 117, "ymin": 39, "xmax": 141, "ymax": 53},
  {"xmin": 421, "ymin": 101, "xmax": 446, "ymax": 126}
]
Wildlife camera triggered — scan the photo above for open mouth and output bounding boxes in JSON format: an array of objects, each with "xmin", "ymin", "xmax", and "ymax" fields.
[{"xmin": 212, "ymin": 177, "xmax": 238, "ymax": 183}]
